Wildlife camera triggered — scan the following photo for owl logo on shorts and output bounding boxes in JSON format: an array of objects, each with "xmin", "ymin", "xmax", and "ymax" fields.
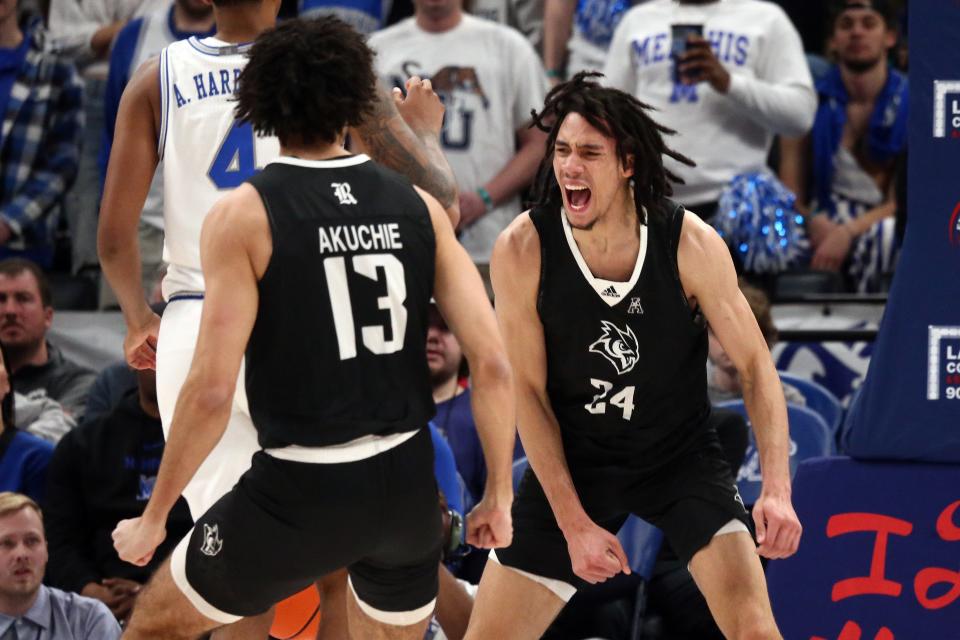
[
  {"xmin": 589, "ymin": 320, "xmax": 640, "ymax": 375},
  {"xmin": 200, "ymin": 524, "xmax": 223, "ymax": 557}
]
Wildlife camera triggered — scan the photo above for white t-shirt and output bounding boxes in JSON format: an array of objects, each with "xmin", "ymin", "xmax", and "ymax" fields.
[
  {"xmin": 603, "ymin": 0, "xmax": 815, "ymax": 206},
  {"xmin": 369, "ymin": 15, "xmax": 548, "ymax": 261}
]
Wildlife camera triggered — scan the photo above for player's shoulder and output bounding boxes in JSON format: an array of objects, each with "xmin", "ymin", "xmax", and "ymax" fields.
[
  {"xmin": 493, "ymin": 210, "xmax": 540, "ymax": 271},
  {"xmin": 677, "ymin": 209, "xmax": 728, "ymax": 272}
]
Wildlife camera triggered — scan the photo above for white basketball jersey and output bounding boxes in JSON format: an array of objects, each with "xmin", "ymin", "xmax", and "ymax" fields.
[{"xmin": 158, "ymin": 36, "xmax": 280, "ymax": 297}]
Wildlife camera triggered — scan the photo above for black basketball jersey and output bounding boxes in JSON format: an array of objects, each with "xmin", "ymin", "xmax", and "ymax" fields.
[
  {"xmin": 244, "ymin": 155, "xmax": 436, "ymax": 449},
  {"xmin": 531, "ymin": 200, "xmax": 711, "ymax": 469}
]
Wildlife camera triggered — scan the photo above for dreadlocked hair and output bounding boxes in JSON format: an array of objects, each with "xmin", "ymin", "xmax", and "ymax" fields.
[
  {"xmin": 528, "ymin": 71, "xmax": 695, "ymax": 225},
  {"xmin": 235, "ymin": 17, "xmax": 378, "ymax": 147}
]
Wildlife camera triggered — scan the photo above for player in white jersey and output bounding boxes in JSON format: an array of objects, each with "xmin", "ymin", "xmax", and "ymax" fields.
[{"xmin": 99, "ymin": 1, "xmax": 459, "ymax": 637}]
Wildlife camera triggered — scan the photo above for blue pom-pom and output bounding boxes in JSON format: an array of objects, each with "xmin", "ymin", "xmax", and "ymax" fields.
[{"xmin": 712, "ymin": 172, "xmax": 809, "ymax": 273}]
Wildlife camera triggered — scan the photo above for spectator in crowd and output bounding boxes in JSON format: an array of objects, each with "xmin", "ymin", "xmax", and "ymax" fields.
[
  {"xmin": 779, "ymin": 0, "xmax": 905, "ymax": 293},
  {"xmin": 603, "ymin": 0, "xmax": 816, "ymax": 219},
  {"xmin": 428, "ymin": 302, "xmax": 522, "ymax": 505},
  {"xmin": 0, "ymin": 492, "xmax": 121, "ymax": 639},
  {"xmin": 369, "ymin": 0, "xmax": 548, "ymax": 262},
  {"xmin": 47, "ymin": 0, "xmax": 147, "ymax": 274},
  {"xmin": 43, "ymin": 363, "xmax": 192, "ymax": 625},
  {"xmin": 0, "ymin": 259, "xmax": 95, "ymax": 434},
  {"xmin": 708, "ymin": 279, "xmax": 804, "ymax": 406},
  {"xmin": 0, "ymin": 342, "xmax": 54, "ymax": 504},
  {"xmin": 0, "ymin": 0, "xmax": 84, "ymax": 268},
  {"xmin": 542, "ymin": 0, "xmax": 633, "ymax": 85},
  {"xmin": 97, "ymin": 0, "xmax": 214, "ymax": 299}
]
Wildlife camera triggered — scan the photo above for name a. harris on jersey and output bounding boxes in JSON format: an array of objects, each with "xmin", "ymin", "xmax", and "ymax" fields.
[
  {"xmin": 171, "ymin": 67, "xmax": 243, "ymax": 108},
  {"xmin": 318, "ymin": 223, "xmax": 404, "ymax": 255}
]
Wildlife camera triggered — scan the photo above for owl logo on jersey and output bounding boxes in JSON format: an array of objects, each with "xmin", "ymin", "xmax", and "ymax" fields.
[
  {"xmin": 590, "ymin": 320, "xmax": 640, "ymax": 375},
  {"xmin": 200, "ymin": 524, "xmax": 223, "ymax": 557}
]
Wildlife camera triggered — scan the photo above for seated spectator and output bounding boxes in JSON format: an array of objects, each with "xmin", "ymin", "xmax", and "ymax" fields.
[
  {"xmin": 603, "ymin": 0, "xmax": 816, "ymax": 220},
  {"xmin": 42, "ymin": 365, "xmax": 192, "ymax": 625},
  {"xmin": 0, "ymin": 259, "xmax": 94, "ymax": 437},
  {"xmin": 369, "ymin": 0, "xmax": 548, "ymax": 262},
  {"xmin": 779, "ymin": 0, "xmax": 906, "ymax": 293},
  {"xmin": 0, "ymin": 1, "xmax": 83, "ymax": 268},
  {"xmin": 708, "ymin": 280, "xmax": 805, "ymax": 405},
  {"xmin": 427, "ymin": 302, "xmax": 522, "ymax": 505},
  {"xmin": 0, "ymin": 492, "xmax": 121, "ymax": 639},
  {"xmin": 0, "ymin": 343, "xmax": 53, "ymax": 503}
]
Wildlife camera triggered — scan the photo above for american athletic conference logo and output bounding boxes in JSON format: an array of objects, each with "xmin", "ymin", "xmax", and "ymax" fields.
[
  {"xmin": 589, "ymin": 320, "xmax": 640, "ymax": 374},
  {"xmin": 933, "ymin": 80, "xmax": 960, "ymax": 138}
]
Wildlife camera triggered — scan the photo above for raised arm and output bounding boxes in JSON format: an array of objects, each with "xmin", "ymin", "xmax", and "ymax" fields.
[
  {"xmin": 112, "ymin": 186, "xmax": 267, "ymax": 566},
  {"xmin": 97, "ymin": 57, "xmax": 162, "ymax": 371},
  {"xmin": 419, "ymin": 186, "xmax": 514, "ymax": 549},
  {"xmin": 352, "ymin": 81, "xmax": 460, "ymax": 227},
  {"xmin": 677, "ymin": 212, "xmax": 801, "ymax": 560},
  {"xmin": 490, "ymin": 214, "xmax": 629, "ymax": 583}
]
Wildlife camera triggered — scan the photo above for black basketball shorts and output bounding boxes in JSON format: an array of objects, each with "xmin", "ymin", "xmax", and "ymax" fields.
[
  {"xmin": 169, "ymin": 427, "xmax": 442, "ymax": 625},
  {"xmin": 494, "ymin": 428, "xmax": 752, "ymax": 600}
]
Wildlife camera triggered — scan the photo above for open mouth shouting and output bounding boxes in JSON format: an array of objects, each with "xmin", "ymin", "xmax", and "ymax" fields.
[{"xmin": 564, "ymin": 184, "xmax": 592, "ymax": 213}]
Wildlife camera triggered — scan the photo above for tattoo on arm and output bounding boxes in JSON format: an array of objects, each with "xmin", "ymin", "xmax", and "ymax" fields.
[{"xmin": 354, "ymin": 88, "xmax": 458, "ymax": 210}]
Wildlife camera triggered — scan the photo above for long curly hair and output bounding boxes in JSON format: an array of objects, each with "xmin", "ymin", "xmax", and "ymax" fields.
[
  {"xmin": 528, "ymin": 71, "xmax": 694, "ymax": 224},
  {"xmin": 235, "ymin": 16, "xmax": 379, "ymax": 146}
]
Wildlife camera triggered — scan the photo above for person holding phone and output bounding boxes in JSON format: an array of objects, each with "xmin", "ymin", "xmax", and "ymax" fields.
[{"xmin": 603, "ymin": 0, "xmax": 816, "ymax": 220}]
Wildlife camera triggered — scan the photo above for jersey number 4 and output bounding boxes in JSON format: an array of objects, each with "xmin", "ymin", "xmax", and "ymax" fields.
[
  {"xmin": 324, "ymin": 254, "xmax": 407, "ymax": 360},
  {"xmin": 585, "ymin": 379, "xmax": 635, "ymax": 421},
  {"xmin": 208, "ymin": 120, "xmax": 258, "ymax": 189}
]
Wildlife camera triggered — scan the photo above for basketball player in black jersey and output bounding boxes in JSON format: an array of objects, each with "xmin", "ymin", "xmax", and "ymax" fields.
[
  {"xmin": 463, "ymin": 72, "xmax": 802, "ymax": 640},
  {"xmin": 110, "ymin": 18, "xmax": 516, "ymax": 640}
]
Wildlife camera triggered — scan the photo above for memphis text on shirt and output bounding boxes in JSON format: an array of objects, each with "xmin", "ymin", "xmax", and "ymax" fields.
[
  {"xmin": 318, "ymin": 223, "xmax": 404, "ymax": 255},
  {"xmin": 172, "ymin": 67, "xmax": 244, "ymax": 108}
]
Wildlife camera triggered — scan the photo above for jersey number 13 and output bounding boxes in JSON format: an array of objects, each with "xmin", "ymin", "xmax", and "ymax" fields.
[{"xmin": 323, "ymin": 254, "xmax": 407, "ymax": 360}]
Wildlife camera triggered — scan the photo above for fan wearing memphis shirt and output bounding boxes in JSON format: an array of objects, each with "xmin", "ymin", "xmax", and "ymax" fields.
[
  {"xmin": 369, "ymin": 0, "xmax": 549, "ymax": 262},
  {"xmin": 603, "ymin": 0, "xmax": 815, "ymax": 215}
]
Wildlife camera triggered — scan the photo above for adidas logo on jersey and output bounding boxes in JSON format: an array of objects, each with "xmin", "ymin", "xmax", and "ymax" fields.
[{"xmin": 600, "ymin": 286, "xmax": 620, "ymax": 298}]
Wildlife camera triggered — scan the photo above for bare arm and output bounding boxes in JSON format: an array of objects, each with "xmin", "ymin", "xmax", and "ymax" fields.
[
  {"xmin": 490, "ymin": 214, "xmax": 629, "ymax": 582},
  {"xmin": 97, "ymin": 58, "xmax": 162, "ymax": 369},
  {"xmin": 113, "ymin": 186, "xmax": 268, "ymax": 565},
  {"xmin": 542, "ymin": 0, "xmax": 577, "ymax": 80},
  {"xmin": 778, "ymin": 134, "xmax": 811, "ymax": 215},
  {"xmin": 677, "ymin": 213, "xmax": 800, "ymax": 559},
  {"xmin": 419, "ymin": 186, "xmax": 515, "ymax": 547},
  {"xmin": 461, "ymin": 125, "xmax": 547, "ymax": 230},
  {"xmin": 486, "ymin": 126, "xmax": 548, "ymax": 209},
  {"xmin": 352, "ymin": 83, "xmax": 460, "ymax": 227}
]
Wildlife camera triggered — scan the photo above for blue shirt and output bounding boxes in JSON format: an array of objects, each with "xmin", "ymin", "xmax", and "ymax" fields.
[
  {"xmin": 0, "ymin": 34, "xmax": 31, "ymax": 148},
  {"xmin": 429, "ymin": 423, "xmax": 463, "ymax": 516},
  {"xmin": 0, "ymin": 429, "xmax": 54, "ymax": 503},
  {"xmin": 0, "ymin": 585, "xmax": 120, "ymax": 640}
]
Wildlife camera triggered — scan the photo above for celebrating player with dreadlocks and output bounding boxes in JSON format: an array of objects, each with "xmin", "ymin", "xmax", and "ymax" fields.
[{"xmin": 462, "ymin": 72, "xmax": 801, "ymax": 640}]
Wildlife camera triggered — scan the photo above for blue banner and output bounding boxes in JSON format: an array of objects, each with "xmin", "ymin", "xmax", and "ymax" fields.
[
  {"xmin": 767, "ymin": 457, "xmax": 960, "ymax": 639},
  {"xmin": 845, "ymin": 0, "xmax": 960, "ymax": 462}
]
